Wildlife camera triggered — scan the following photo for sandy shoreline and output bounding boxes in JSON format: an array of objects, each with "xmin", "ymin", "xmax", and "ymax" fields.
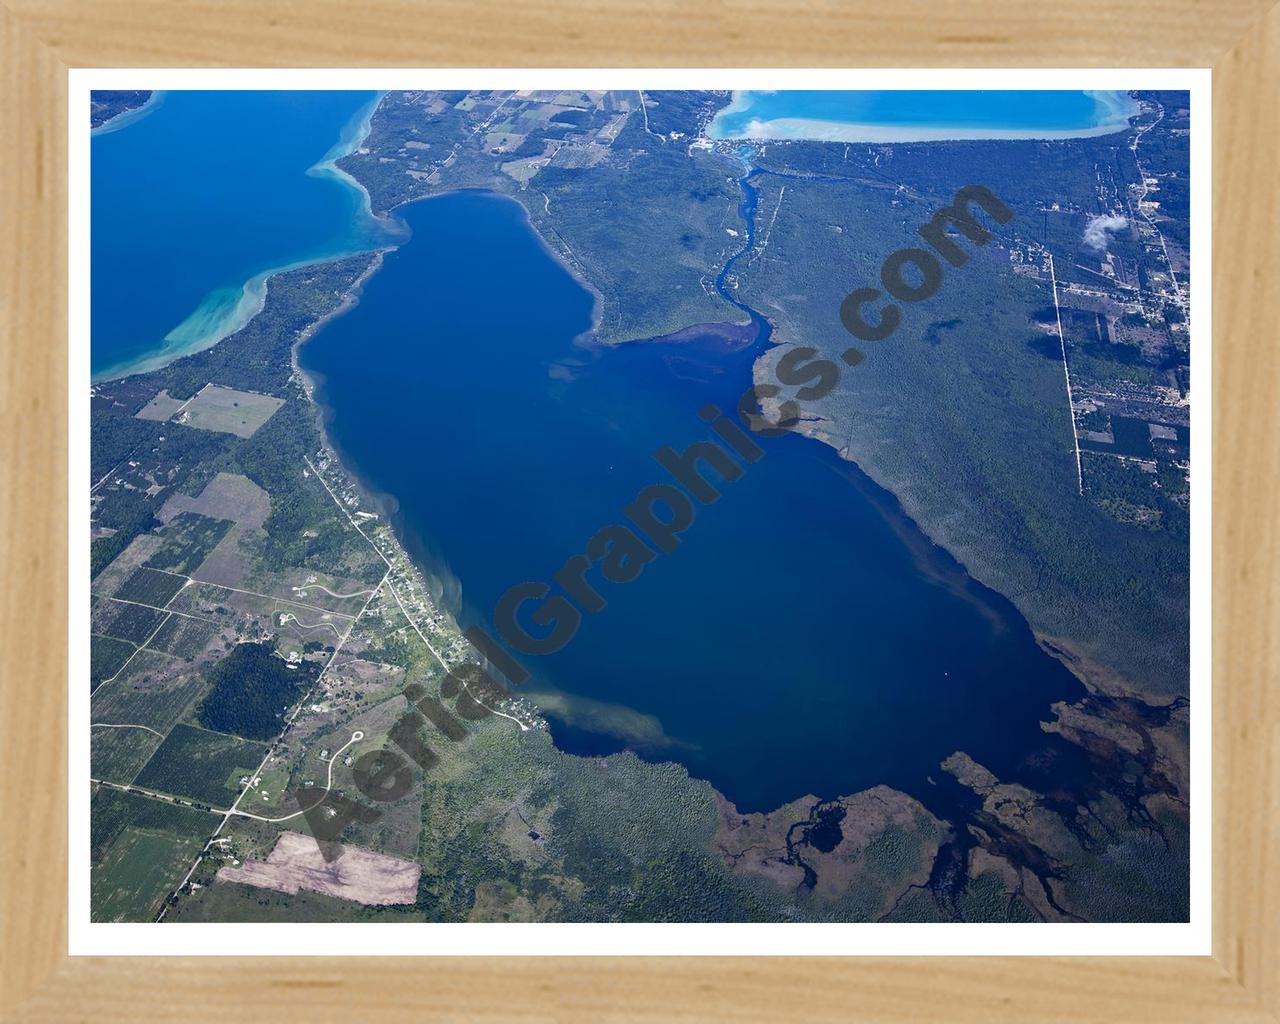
[
  {"xmin": 709, "ymin": 88, "xmax": 1140, "ymax": 144},
  {"xmin": 720, "ymin": 116, "xmax": 1136, "ymax": 144},
  {"xmin": 91, "ymin": 90, "xmax": 164, "ymax": 137}
]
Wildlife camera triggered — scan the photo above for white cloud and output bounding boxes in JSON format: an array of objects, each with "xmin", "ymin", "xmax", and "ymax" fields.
[
  {"xmin": 742, "ymin": 117, "xmax": 780, "ymax": 139},
  {"xmin": 1083, "ymin": 214, "xmax": 1129, "ymax": 253}
]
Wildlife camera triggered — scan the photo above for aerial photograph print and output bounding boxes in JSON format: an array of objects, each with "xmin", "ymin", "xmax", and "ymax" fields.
[{"xmin": 86, "ymin": 84, "xmax": 1194, "ymax": 931}]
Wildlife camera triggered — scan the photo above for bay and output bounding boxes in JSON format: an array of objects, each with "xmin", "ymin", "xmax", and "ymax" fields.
[{"xmin": 91, "ymin": 90, "xmax": 398, "ymax": 380}]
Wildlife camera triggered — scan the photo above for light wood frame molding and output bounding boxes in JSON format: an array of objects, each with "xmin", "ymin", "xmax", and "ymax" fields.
[{"xmin": 2, "ymin": 2, "xmax": 1276, "ymax": 1019}]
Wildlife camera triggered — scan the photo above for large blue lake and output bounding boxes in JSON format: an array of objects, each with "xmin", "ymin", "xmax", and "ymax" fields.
[
  {"xmin": 300, "ymin": 191, "xmax": 1090, "ymax": 813},
  {"xmin": 97, "ymin": 91, "xmax": 1093, "ymax": 816}
]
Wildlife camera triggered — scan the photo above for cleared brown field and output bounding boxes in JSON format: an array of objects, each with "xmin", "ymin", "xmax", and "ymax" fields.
[
  {"xmin": 216, "ymin": 831, "xmax": 420, "ymax": 906},
  {"xmin": 175, "ymin": 385, "xmax": 284, "ymax": 438},
  {"xmin": 158, "ymin": 472, "xmax": 271, "ymax": 529},
  {"xmin": 134, "ymin": 388, "xmax": 185, "ymax": 422}
]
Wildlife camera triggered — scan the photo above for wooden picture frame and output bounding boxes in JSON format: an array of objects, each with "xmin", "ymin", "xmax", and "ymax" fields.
[{"xmin": 2, "ymin": 1, "xmax": 1276, "ymax": 1019}]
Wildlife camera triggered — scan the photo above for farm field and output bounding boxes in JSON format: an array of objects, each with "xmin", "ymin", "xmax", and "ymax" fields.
[
  {"xmin": 93, "ymin": 830, "xmax": 200, "ymax": 922},
  {"xmin": 158, "ymin": 471, "xmax": 271, "ymax": 528},
  {"xmin": 148, "ymin": 613, "xmax": 223, "ymax": 659},
  {"xmin": 90, "ymin": 634, "xmax": 136, "ymax": 690},
  {"xmin": 112, "ymin": 566, "xmax": 187, "ymax": 607},
  {"xmin": 216, "ymin": 831, "xmax": 421, "ymax": 905},
  {"xmin": 91, "ymin": 649, "xmax": 206, "ymax": 734},
  {"xmin": 167, "ymin": 875, "xmax": 430, "ymax": 923},
  {"xmin": 91, "ymin": 724, "xmax": 164, "ymax": 784},
  {"xmin": 176, "ymin": 384, "xmax": 284, "ymax": 438},
  {"xmin": 143, "ymin": 511, "xmax": 234, "ymax": 574},
  {"xmin": 91, "ymin": 596, "xmax": 168, "ymax": 645},
  {"xmin": 90, "ymin": 787, "xmax": 216, "ymax": 922},
  {"xmin": 133, "ymin": 723, "xmax": 270, "ymax": 807}
]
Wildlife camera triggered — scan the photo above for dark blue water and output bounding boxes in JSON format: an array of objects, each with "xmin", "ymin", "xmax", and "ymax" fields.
[
  {"xmin": 300, "ymin": 189, "xmax": 1090, "ymax": 814},
  {"xmin": 91, "ymin": 91, "xmax": 396, "ymax": 379}
]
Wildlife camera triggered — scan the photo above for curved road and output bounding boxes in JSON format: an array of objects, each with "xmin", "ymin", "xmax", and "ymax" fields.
[{"xmin": 232, "ymin": 730, "xmax": 364, "ymax": 823}]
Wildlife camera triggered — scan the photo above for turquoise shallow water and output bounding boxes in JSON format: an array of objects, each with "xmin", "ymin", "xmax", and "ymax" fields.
[
  {"xmin": 710, "ymin": 90, "xmax": 1138, "ymax": 141},
  {"xmin": 90, "ymin": 90, "xmax": 398, "ymax": 380}
]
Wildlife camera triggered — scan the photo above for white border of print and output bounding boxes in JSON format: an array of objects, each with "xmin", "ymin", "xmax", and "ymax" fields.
[{"xmin": 69, "ymin": 67, "xmax": 1212, "ymax": 957}]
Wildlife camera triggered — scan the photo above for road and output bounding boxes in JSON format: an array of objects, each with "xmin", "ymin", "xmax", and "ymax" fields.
[
  {"xmin": 155, "ymin": 569, "xmax": 388, "ymax": 921},
  {"xmin": 1047, "ymin": 251, "xmax": 1085, "ymax": 496},
  {"xmin": 303, "ymin": 455, "xmax": 530, "ymax": 732},
  {"xmin": 228, "ymin": 730, "xmax": 364, "ymax": 824},
  {"xmin": 295, "ymin": 583, "xmax": 377, "ymax": 600},
  {"xmin": 1129, "ymin": 100, "xmax": 1188, "ymax": 318},
  {"xmin": 91, "ymin": 722, "xmax": 165, "ymax": 739}
]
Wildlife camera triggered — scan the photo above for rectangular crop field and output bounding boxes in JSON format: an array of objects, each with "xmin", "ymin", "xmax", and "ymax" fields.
[
  {"xmin": 92, "ymin": 829, "xmax": 196, "ymax": 922},
  {"xmin": 113, "ymin": 566, "xmax": 187, "ymax": 607},
  {"xmin": 92, "ymin": 597, "xmax": 169, "ymax": 644},
  {"xmin": 216, "ymin": 831, "xmax": 421, "ymax": 906},
  {"xmin": 91, "ymin": 649, "xmax": 206, "ymax": 733},
  {"xmin": 143, "ymin": 511, "xmax": 234, "ymax": 575},
  {"xmin": 91, "ymin": 634, "xmax": 136, "ymax": 690},
  {"xmin": 90, "ymin": 787, "xmax": 216, "ymax": 922},
  {"xmin": 147, "ymin": 613, "xmax": 222, "ymax": 659},
  {"xmin": 133, "ymin": 723, "xmax": 269, "ymax": 807},
  {"xmin": 91, "ymin": 724, "xmax": 164, "ymax": 784},
  {"xmin": 176, "ymin": 385, "xmax": 284, "ymax": 438},
  {"xmin": 134, "ymin": 388, "xmax": 185, "ymax": 422},
  {"xmin": 159, "ymin": 472, "xmax": 271, "ymax": 529}
]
